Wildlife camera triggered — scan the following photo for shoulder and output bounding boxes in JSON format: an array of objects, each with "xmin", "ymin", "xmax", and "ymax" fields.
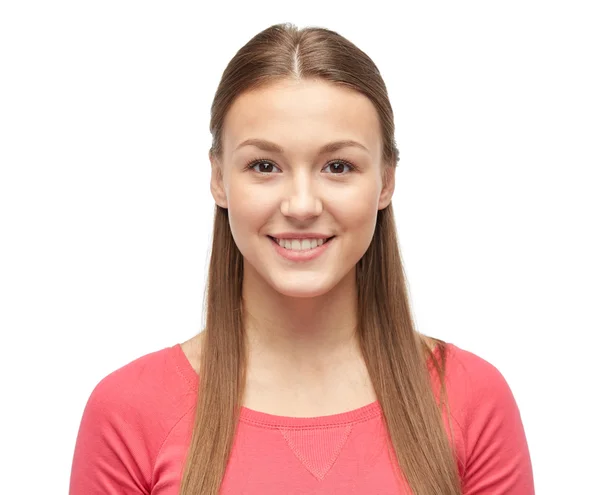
[
  {"xmin": 443, "ymin": 343, "xmax": 535, "ymax": 493},
  {"xmin": 441, "ymin": 343, "xmax": 523, "ymax": 434},
  {"xmin": 180, "ymin": 332, "xmax": 204, "ymax": 375},
  {"xmin": 443, "ymin": 343, "xmax": 518, "ymax": 415},
  {"xmin": 74, "ymin": 346, "xmax": 196, "ymax": 466},
  {"xmin": 71, "ymin": 344, "xmax": 197, "ymax": 491},
  {"xmin": 84, "ymin": 344, "xmax": 196, "ymax": 425},
  {"xmin": 90, "ymin": 346, "xmax": 171, "ymax": 401}
]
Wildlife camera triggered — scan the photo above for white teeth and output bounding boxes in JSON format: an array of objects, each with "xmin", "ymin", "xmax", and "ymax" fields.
[{"xmin": 276, "ymin": 238, "xmax": 327, "ymax": 251}]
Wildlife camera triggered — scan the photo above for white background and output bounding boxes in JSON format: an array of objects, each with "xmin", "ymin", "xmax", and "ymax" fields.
[{"xmin": 1, "ymin": 1, "xmax": 598, "ymax": 493}]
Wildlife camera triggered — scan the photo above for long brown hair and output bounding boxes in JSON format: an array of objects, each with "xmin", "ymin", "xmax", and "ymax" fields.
[{"xmin": 179, "ymin": 22, "xmax": 462, "ymax": 495}]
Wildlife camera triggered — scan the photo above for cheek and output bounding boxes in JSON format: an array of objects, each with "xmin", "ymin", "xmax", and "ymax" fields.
[
  {"xmin": 226, "ymin": 182, "xmax": 272, "ymax": 248},
  {"xmin": 330, "ymin": 184, "xmax": 380, "ymax": 232},
  {"xmin": 331, "ymin": 189, "xmax": 380, "ymax": 264}
]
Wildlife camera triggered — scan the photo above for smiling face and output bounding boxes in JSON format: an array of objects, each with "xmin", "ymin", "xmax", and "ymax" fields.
[{"xmin": 210, "ymin": 78, "xmax": 395, "ymax": 298}]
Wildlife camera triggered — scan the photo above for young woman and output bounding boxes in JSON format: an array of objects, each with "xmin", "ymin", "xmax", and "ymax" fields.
[{"xmin": 70, "ymin": 23, "xmax": 535, "ymax": 495}]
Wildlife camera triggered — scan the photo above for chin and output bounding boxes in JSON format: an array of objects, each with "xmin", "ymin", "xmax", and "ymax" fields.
[
  {"xmin": 271, "ymin": 282, "xmax": 333, "ymax": 299},
  {"xmin": 266, "ymin": 274, "xmax": 338, "ymax": 299}
]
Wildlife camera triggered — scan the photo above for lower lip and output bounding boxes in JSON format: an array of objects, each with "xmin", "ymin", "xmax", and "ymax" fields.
[{"xmin": 269, "ymin": 236, "xmax": 334, "ymax": 262}]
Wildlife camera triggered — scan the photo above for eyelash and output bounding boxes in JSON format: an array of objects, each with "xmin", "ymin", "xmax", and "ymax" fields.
[{"xmin": 243, "ymin": 157, "xmax": 357, "ymax": 175}]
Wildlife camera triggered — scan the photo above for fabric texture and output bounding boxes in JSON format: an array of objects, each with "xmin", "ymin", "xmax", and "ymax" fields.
[{"xmin": 69, "ymin": 341, "xmax": 535, "ymax": 494}]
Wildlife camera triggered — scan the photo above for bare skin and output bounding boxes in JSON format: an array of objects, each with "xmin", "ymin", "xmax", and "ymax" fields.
[{"xmin": 180, "ymin": 332, "xmax": 438, "ymax": 416}]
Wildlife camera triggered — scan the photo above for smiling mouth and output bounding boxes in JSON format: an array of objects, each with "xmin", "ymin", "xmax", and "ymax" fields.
[{"xmin": 267, "ymin": 236, "xmax": 335, "ymax": 251}]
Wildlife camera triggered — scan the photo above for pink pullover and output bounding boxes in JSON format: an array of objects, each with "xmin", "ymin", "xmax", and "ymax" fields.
[{"xmin": 69, "ymin": 342, "xmax": 535, "ymax": 494}]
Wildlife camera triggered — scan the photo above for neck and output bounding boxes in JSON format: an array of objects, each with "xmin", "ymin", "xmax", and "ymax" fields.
[{"xmin": 241, "ymin": 262, "xmax": 361, "ymax": 374}]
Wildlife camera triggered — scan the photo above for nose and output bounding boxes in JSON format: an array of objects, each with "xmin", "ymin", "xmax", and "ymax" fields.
[{"xmin": 280, "ymin": 171, "xmax": 323, "ymax": 220}]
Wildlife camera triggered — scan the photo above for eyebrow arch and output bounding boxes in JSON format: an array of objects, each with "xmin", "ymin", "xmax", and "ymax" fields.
[{"xmin": 235, "ymin": 138, "xmax": 369, "ymax": 154}]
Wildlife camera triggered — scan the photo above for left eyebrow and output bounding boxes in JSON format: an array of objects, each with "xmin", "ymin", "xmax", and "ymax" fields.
[{"xmin": 234, "ymin": 138, "xmax": 369, "ymax": 154}]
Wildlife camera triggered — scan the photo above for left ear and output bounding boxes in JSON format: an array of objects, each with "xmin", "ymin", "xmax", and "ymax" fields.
[{"xmin": 378, "ymin": 166, "xmax": 396, "ymax": 210}]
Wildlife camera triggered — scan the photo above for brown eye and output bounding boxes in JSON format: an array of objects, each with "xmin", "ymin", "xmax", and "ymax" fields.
[
  {"xmin": 323, "ymin": 160, "xmax": 355, "ymax": 174},
  {"xmin": 248, "ymin": 160, "xmax": 281, "ymax": 174}
]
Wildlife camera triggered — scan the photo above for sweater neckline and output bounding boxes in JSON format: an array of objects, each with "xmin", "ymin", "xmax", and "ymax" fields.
[{"xmin": 171, "ymin": 339, "xmax": 446, "ymax": 429}]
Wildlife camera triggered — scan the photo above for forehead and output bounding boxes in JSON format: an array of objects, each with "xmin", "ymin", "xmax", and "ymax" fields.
[{"xmin": 222, "ymin": 78, "xmax": 382, "ymax": 158}]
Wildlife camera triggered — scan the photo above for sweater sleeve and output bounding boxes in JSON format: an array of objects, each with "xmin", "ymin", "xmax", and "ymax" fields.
[
  {"xmin": 69, "ymin": 372, "xmax": 153, "ymax": 495},
  {"xmin": 460, "ymin": 352, "xmax": 535, "ymax": 494}
]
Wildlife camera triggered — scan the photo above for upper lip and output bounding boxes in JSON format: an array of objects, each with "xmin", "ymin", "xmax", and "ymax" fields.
[{"xmin": 269, "ymin": 233, "xmax": 334, "ymax": 240}]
